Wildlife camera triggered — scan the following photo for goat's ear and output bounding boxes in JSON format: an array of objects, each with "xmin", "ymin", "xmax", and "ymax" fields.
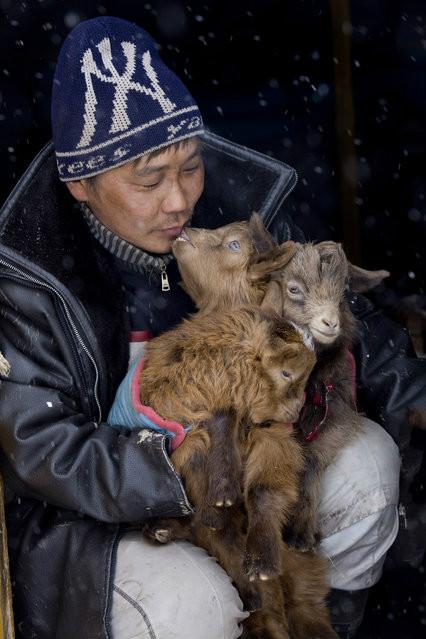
[
  {"xmin": 249, "ymin": 212, "xmax": 277, "ymax": 254},
  {"xmin": 261, "ymin": 280, "xmax": 283, "ymax": 315},
  {"xmin": 316, "ymin": 241, "xmax": 344, "ymax": 263},
  {"xmin": 348, "ymin": 264, "xmax": 390, "ymax": 292},
  {"xmin": 249, "ymin": 241, "xmax": 297, "ymax": 282}
]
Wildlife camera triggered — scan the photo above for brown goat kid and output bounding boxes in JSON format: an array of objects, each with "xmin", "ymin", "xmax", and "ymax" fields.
[
  {"xmin": 141, "ymin": 305, "xmax": 314, "ymax": 576},
  {"xmin": 142, "ymin": 216, "xmax": 339, "ymax": 639}
]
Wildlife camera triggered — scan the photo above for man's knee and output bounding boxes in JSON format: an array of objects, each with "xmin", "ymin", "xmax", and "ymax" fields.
[
  {"xmin": 318, "ymin": 418, "xmax": 401, "ymax": 590},
  {"xmin": 110, "ymin": 532, "xmax": 249, "ymax": 639}
]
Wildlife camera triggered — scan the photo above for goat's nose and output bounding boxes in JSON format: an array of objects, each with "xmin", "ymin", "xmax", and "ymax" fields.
[{"xmin": 320, "ymin": 315, "xmax": 339, "ymax": 330}]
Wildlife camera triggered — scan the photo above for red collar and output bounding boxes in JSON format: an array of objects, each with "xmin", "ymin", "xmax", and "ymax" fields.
[{"xmin": 298, "ymin": 381, "xmax": 334, "ymax": 442}]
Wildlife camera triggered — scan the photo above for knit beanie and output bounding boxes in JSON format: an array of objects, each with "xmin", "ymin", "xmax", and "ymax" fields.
[{"xmin": 51, "ymin": 16, "xmax": 204, "ymax": 181}]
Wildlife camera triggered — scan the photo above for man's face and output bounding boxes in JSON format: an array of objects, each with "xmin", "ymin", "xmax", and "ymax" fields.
[{"xmin": 67, "ymin": 138, "xmax": 205, "ymax": 253}]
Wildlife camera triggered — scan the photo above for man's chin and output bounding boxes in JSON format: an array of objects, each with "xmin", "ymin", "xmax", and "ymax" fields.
[
  {"xmin": 133, "ymin": 239, "xmax": 174, "ymax": 255},
  {"xmin": 153, "ymin": 242, "xmax": 174, "ymax": 255}
]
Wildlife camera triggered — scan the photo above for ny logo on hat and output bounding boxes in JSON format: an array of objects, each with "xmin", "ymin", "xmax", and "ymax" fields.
[{"xmin": 77, "ymin": 37, "xmax": 177, "ymax": 148}]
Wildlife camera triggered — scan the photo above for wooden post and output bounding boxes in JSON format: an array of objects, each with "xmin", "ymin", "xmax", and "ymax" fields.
[
  {"xmin": 329, "ymin": 0, "xmax": 361, "ymax": 263},
  {"xmin": 0, "ymin": 474, "xmax": 14, "ymax": 639}
]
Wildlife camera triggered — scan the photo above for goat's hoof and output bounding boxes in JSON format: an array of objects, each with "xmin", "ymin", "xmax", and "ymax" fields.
[
  {"xmin": 283, "ymin": 526, "xmax": 319, "ymax": 552},
  {"xmin": 214, "ymin": 498, "xmax": 235, "ymax": 507},
  {"xmin": 244, "ymin": 551, "xmax": 281, "ymax": 582},
  {"xmin": 143, "ymin": 522, "xmax": 172, "ymax": 544},
  {"xmin": 283, "ymin": 523, "xmax": 321, "ymax": 552},
  {"xmin": 259, "ymin": 573, "xmax": 271, "ymax": 581},
  {"xmin": 208, "ymin": 479, "xmax": 241, "ymax": 509},
  {"xmin": 154, "ymin": 528, "xmax": 172, "ymax": 544}
]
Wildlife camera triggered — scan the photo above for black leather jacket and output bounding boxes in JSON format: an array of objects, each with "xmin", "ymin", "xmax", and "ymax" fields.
[{"xmin": 0, "ymin": 132, "xmax": 424, "ymax": 638}]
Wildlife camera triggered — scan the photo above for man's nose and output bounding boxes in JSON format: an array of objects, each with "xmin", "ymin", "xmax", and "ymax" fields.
[{"xmin": 162, "ymin": 180, "xmax": 188, "ymax": 214}]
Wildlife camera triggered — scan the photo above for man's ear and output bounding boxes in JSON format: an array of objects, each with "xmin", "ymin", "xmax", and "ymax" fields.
[
  {"xmin": 349, "ymin": 264, "xmax": 390, "ymax": 292},
  {"xmin": 249, "ymin": 241, "xmax": 297, "ymax": 282},
  {"xmin": 65, "ymin": 180, "xmax": 91, "ymax": 202},
  {"xmin": 260, "ymin": 280, "xmax": 284, "ymax": 315},
  {"xmin": 249, "ymin": 212, "xmax": 277, "ymax": 254}
]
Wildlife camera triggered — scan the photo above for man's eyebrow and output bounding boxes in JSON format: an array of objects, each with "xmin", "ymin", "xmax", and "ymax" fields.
[
  {"xmin": 134, "ymin": 147, "xmax": 202, "ymax": 177},
  {"xmin": 181, "ymin": 147, "xmax": 203, "ymax": 164}
]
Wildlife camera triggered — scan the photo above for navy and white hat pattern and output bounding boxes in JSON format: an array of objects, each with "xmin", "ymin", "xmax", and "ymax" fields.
[{"xmin": 51, "ymin": 17, "xmax": 204, "ymax": 181}]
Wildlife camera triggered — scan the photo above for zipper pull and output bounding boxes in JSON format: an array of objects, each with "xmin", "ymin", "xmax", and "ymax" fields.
[
  {"xmin": 398, "ymin": 503, "xmax": 408, "ymax": 530},
  {"xmin": 160, "ymin": 263, "xmax": 170, "ymax": 292}
]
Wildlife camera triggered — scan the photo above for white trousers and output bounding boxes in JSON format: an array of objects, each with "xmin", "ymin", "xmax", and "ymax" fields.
[{"xmin": 110, "ymin": 418, "xmax": 401, "ymax": 638}]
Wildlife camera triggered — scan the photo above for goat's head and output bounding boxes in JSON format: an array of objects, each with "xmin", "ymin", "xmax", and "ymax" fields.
[
  {"xmin": 248, "ymin": 317, "xmax": 317, "ymax": 424},
  {"xmin": 263, "ymin": 241, "xmax": 389, "ymax": 347},
  {"xmin": 172, "ymin": 213, "xmax": 296, "ymax": 312}
]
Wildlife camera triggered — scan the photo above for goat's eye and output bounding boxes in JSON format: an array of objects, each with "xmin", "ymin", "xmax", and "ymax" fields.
[
  {"xmin": 281, "ymin": 370, "xmax": 292, "ymax": 379},
  {"xmin": 227, "ymin": 240, "xmax": 241, "ymax": 252},
  {"xmin": 288, "ymin": 285, "xmax": 302, "ymax": 296}
]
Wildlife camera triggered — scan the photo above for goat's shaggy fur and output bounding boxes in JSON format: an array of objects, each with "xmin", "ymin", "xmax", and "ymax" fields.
[{"xmin": 141, "ymin": 308, "xmax": 315, "ymax": 578}]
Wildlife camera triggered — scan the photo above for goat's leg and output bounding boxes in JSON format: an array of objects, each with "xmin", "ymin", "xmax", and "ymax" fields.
[
  {"xmin": 242, "ymin": 579, "xmax": 290, "ymax": 639},
  {"xmin": 173, "ymin": 415, "xmax": 242, "ymax": 530},
  {"xmin": 243, "ymin": 425, "xmax": 304, "ymax": 581},
  {"xmin": 285, "ymin": 414, "xmax": 361, "ymax": 550},
  {"xmin": 191, "ymin": 514, "xmax": 264, "ymax": 613},
  {"xmin": 242, "ymin": 613, "xmax": 290, "ymax": 639},
  {"xmin": 281, "ymin": 547, "xmax": 338, "ymax": 639},
  {"xmin": 203, "ymin": 410, "xmax": 242, "ymax": 510},
  {"xmin": 177, "ymin": 411, "xmax": 242, "ymax": 530},
  {"xmin": 283, "ymin": 454, "xmax": 323, "ymax": 551},
  {"xmin": 144, "ymin": 416, "xmax": 237, "ymax": 540}
]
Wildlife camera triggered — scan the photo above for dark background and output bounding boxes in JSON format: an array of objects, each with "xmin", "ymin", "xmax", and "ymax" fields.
[{"xmin": 0, "ymin": 1, "xmax": 425, "ymax": 637}]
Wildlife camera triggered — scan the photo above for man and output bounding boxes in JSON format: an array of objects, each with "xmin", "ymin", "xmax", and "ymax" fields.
[{"xmin": 0, "ymin": 16, "xmax": 423, "ymax": 639}]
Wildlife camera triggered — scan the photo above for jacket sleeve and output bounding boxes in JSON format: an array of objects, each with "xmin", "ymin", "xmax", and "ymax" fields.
[
  {"xmin": 350, "ymin": 292, "xmax": 426, "ymax": 455},
  {"xmin": 0, "ymin": 281, "xmax": 192, "ymax": 524}
]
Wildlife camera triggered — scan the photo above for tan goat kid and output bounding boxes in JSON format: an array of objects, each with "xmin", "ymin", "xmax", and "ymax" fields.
[{"xmin": 142, "ymin": 216, "xmax": 339, "ymax": 639}]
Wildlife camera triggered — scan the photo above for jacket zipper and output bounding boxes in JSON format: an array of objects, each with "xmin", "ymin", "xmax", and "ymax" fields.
[
  {"xmin": 160, "ymin": 260, "xmax": 170, "ymax": 292},
  {"xmin": 0, "ymin": 258, "xmax": 102, "ymax": 422}
]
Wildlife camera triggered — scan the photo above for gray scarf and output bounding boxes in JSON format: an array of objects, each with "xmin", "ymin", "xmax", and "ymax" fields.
[{"xmin": 80, "ymin": 203, "xmax": 174, "ymax": 276}]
